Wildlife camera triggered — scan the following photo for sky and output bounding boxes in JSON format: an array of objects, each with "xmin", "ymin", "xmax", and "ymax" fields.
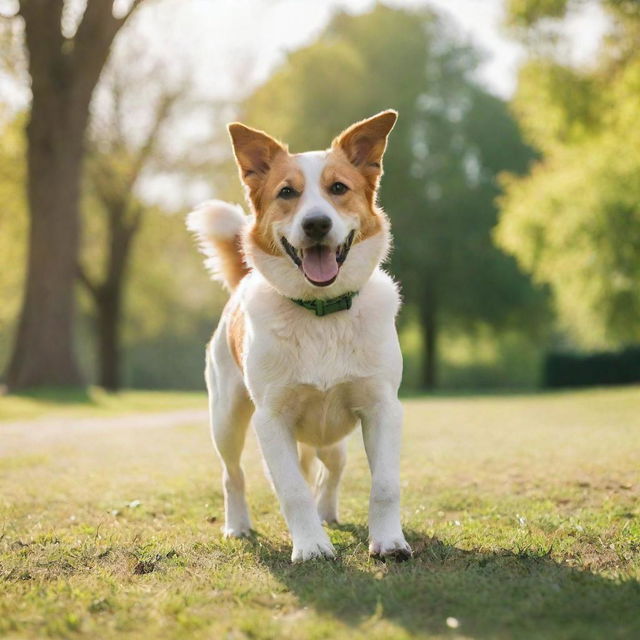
[
  {"xmin": 0, "ymin": 0, "xmax": 609, "ymax": 110},
  {"xmin": 128, "ymin": 0, "xmax": 609, "ymax": 101}
]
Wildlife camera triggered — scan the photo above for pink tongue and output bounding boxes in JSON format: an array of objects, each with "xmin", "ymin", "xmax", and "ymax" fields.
[{"xmin": 301, "ymin": 245, "xmax": 339, "ymax": 284}]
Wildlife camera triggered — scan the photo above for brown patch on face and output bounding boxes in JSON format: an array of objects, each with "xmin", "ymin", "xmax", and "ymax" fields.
[
  {"xmin": 325, "ymin": 110, "xmax": 397, "ymax": 244},
  {"xmin": 321, "ymin": 149, "xmax": 384, "ymax": 242},
  {"xmin": 227, "ymin": 123, "xmax": 305, "ymax": 257},
  {"xmin": 227, "ymin": 302, "xmax": 245, "ymax": 371},
  {"xmin": 249, "ymin": 153, "xmax": 306, "ymax": 256},
  {"xmin": 228, "ymin": 122, "xmax": 288, "ymax": 213}
]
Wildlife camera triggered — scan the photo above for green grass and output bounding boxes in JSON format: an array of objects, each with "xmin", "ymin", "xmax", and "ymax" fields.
[
  {"xmin": 1, "ymin": 386, "xmax": 640, "ymax": 639},
  {"xmin": 0, "ymin": 387, "xmax": 205, "ymax": 422}
]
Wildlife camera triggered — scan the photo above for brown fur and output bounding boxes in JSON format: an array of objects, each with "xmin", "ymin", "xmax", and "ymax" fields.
[
  {"xmin": 226, "ymin": 300, "xmax": 245, "ymax": 370},
  {"xmin": 248, "ymin": 153, "xmax": 305, "ymax": 256},
  {"xmin": 211, "ymin": 233, "xmax": 249, "ymax": 291},
  {"xmin": 320, "ymin": 149, "xmax": 384, "ymax": 240}
]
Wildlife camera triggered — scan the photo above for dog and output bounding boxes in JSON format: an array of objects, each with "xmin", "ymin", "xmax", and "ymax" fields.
[{"xmin": 187, "ymin": 110, "xmax": 411, "ymax": 562}]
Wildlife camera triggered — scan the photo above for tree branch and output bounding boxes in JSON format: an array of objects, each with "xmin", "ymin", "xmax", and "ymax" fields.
[
  {"xmin": 18, "ymin": 0, "xmax": 65, "ymax": 86},
  {"xmin": 71, "ymin": 0, "xmax": 147, "ymax": 105},
  {"xmin": 127, "ymin": 88, "xmax": 181, "ymax": 187},
  {"xmin": 77, "ymin": 262, "xmax": 101, "ymax": 299},
  {"xmin": 126, "ymin": 201, "xmax": 145, "ymax": 235}
]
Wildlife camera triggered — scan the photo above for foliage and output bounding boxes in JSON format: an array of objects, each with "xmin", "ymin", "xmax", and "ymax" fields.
[
  {"xmin": 77, "ymin": 201, "xmax": 226, "ymax": 390},
  {"xmin": 496, "ymin": 0, "xmax": 640, "ymax": 348},
  {"xmin": 79, "ymin": 39, "xmax": 200, "ymax": 390},
  {"xmin": 505, "ymin": 0, "xmax": 570, "ymax": 28},
  {"xmin": 118, "ymin": 207, "xmax": 226, "ymax": 389},
  {"xmin": 239, "ymin": 5, "xmax": 547, "ymax": 388},
  {"xmin": 2, "ymin": 387, "xmax": 640, "ymax": 638},
  {"xmin": 544, "ymin": 346, "xmax": 640, "ymax": 387},
  {"xmin": 0, "ymin": 115, "xmax": 27, "ymax": 372}
]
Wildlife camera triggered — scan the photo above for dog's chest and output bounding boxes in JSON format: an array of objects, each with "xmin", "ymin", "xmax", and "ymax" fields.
[
  {"xmin": 242, "ymin": 270, "xmax": 403, "ymax": 444},
  {"xmin": 280, "ymin": 382, "xmax": 361, "ymax": 446},
  {"xmin": 249, "ymin": 304, "xmax": 389, "ymax": 393}
]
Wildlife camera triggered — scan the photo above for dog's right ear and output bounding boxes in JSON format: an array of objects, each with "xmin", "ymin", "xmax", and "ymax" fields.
[{"xmin": 228, "ymin": 123, "xmax": 287, "ymax": 198}]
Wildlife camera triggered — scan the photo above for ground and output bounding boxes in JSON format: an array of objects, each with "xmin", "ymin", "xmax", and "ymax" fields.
[{"xmin": 1, "ymin": 387, "xmax": 639, "ymax": 639}]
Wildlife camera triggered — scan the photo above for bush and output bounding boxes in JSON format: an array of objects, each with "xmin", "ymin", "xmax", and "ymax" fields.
[{"xmin": 544, "ymin": 346, "xmax": 640, "ymax": 388}]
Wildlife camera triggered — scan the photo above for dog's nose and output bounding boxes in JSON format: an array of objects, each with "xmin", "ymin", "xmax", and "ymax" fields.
[{"xmin": 302, "ymin": 214, "xmax": 332, "ymax": 240}]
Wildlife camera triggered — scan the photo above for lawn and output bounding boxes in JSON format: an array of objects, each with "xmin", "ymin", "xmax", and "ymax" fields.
[
  {"xmin": 0, "ymin": 388, "xmax": 205, "ymax": 422},
  {"xmin": 1, "ymin": 386, "xmax": 639, "ymax": 639}
]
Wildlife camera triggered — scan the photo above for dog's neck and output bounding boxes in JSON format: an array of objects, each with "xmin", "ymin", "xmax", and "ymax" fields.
[{"xmin": 289, "ymin": 290, "xmax": 359, "ymax": 317}]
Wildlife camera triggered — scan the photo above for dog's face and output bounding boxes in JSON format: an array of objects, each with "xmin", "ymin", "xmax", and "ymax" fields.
[{"xmin": 229, "ymin": 111, "xmax": 396, "ymax": 299}]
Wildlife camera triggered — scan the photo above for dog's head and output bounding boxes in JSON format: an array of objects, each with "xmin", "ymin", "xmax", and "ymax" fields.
[{"xmin": 229, "ymin": 111, "xmax": 397, "ymax": 299}]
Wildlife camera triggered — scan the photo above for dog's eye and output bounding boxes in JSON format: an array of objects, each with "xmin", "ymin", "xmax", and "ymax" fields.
[
  {"xmin": 278, "ymin": 186, "xmax": 298, "ymax": 200},
  {"xmin": 330, "ymin": 182, "xmax": 349, "ymax": 195}
]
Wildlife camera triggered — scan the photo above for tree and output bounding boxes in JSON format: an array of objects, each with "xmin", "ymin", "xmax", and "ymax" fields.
[
  {"xmin": 496, "ymin": 1, "xmax": 640, "ymax": 348},
  {"xmin": 4, "ymin": 0, "xmax": 145, "ymax": 390},
  {"xmin": 0, "ymin": 115, "xmax": 27, "ymax": 373},
  {"xmin": 240, "ymin": 5, "xmax": 543, "ymax": 388},
  {"xmin": 78, "ymin": 52, "xmax": 183, "ymax": 391}
]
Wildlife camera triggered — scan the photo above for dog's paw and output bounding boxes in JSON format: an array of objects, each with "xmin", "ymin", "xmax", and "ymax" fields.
[
  {"xmin": 291, "ymin": 538, "xmax": 336, "ymax": 562},
  {"xmin": 223, "ymin": 524, "xmax": 252, "ymax": 539},
  {"xmin": 369, "ymin": 537, "xmax": 412, "ymax": 561},
  {"xmin": 317, "ymin": 503, "xmax": 339, "ymax": 525}
]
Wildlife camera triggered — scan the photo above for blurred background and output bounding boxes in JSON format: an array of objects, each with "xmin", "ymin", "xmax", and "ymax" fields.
[{"xmin": 1, "ymin": 0, "xmax": 638, "ymax": 394}]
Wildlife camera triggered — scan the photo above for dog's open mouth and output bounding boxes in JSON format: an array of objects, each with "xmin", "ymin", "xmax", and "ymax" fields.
[{"xmin": 281, "ymin": 231, "xmax": 355, "ymax": 287}]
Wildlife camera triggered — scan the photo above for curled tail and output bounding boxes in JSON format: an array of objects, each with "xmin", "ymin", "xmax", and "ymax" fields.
[{"xmin": 186, "ymin": 200, "xmax": 250, "ymax": 291}]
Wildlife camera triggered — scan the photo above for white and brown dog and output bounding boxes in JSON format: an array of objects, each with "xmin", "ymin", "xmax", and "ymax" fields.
[{"xmin": 187, "ymin": 110, "xmax": 411, "ymax": 562}]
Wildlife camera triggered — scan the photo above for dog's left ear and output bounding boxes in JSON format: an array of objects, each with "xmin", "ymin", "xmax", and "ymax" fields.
[{"xmin": 332, "ymin": 110, "xmax": 397, "ymax": 184}]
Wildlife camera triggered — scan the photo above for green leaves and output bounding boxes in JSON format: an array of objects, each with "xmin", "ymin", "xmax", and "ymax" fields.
[{"xmin": 497, "ymin": 5, "xmax": 640, "ymax": 348}]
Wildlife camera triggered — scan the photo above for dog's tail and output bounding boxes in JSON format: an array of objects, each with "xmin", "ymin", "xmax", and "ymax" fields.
[{"xmin": 186, "ymin": 200, "xmax": 250, "ymax": 291}]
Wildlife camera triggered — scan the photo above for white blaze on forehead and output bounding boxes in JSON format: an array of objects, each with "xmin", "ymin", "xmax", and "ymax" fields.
[
  {"xmin": 294, "ymin": 151, "xmax": 328, "ymax": 202},
  {"xmin": 288, "ymin": 151, "xmax": 350, "ymax": 247}
]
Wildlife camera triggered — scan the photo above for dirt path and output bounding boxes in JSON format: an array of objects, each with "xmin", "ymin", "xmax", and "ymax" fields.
[{"xmin": 0, "ymin": 408, "xmax": 209, "ymax": 456}]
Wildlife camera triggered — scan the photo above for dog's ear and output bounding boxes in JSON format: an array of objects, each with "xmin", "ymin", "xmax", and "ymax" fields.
[
  {"xmin": 332, "ymin": 110, "xmax": 397, "ymax": 185},
  {"xmin": 228, "ymin": 123, "xmax": 287, "ymax": 198}
]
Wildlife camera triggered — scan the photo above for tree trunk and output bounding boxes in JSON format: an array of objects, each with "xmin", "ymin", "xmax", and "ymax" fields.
[
  {"xmin": 6, "ymin": 0, "xmax": 144, "ymax": 391},
  {"xmin": 6, "ymin": 95, "xmax": 86, "ymax": 389},
  {"xmin": 96, "ymin": 285, "xmax": 122, "ymax": 391},
  {"xmin": 419, "ymin": 287, "xmax": 438, "ymax": 390},
  {"xmin": 80, "ymin": 215, "xmax": 137, "ymax": 392}
]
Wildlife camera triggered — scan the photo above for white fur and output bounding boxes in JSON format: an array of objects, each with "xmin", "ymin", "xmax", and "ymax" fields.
[
  {"xmin": 186, "ymin": 200, "xmax": 248, "ymax": 282},
  {"xmin": 285, "ymin": 151, "xmax": 351, "ymax": 249},
  {"xmin": 194, "ymin": 155, "xmax": 411, "ymax": 562}
]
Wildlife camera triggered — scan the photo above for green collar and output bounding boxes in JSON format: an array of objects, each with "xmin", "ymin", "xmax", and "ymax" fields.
[{"xmin": 289, "ymin": 291, "xmax": 358, "ymax": 317}]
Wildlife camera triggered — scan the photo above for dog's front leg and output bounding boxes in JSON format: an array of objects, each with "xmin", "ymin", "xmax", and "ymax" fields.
[
  {"xmin": 253, "ymin": 409, "xmax": 335, "ymax": 562},
  {"xmin": 361, "ymin": 396, "xmax": 412, "ymax": 559}
]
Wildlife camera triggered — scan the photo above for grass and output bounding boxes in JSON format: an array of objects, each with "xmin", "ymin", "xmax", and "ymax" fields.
[
  {"xmin": 1, "ymin": 386, "xmax": 639, "ymax": 639},
  {"xmin": 0, "ymin": 387, "xmax": 205, "ymax": 422}
]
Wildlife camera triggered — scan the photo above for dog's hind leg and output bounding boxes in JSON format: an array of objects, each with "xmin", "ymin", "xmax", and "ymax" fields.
[
  {"xmin": 206, "ymin": 341, "xmax": 253, "ymax": 538},
  {"xmin": 315, "ymin": 439, "xmax": 347, "ymax": 524},
  {"xmin": 298, "ymin": 443, "xmax": 318, "ymax": 484}
]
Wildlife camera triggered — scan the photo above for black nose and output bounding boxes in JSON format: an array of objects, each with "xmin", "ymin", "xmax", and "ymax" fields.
[{"xmin": 302, "ymin": 214, "xmax": 332, "ymax": 240}]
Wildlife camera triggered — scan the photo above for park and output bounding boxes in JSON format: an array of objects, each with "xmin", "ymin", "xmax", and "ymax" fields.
[
  {"xmin": 1, "ymin": 1, "xmax": 639, "ymax": 638},
  {"xmin": 2, "ymin": 387, "xmax": 639, "ymax": 637}
]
